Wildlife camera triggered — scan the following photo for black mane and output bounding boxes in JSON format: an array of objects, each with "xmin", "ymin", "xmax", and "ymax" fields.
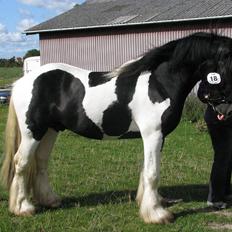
[{"xmin": 117, "ymin": 32, "xmax": 232, "ymax": 77}]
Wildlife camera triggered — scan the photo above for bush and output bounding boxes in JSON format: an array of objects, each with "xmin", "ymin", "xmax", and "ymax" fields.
[
  {"xmin": 23, "ymin": 49, "xmax": 40, "ymax": 59},
  {"xmin": 195, "ymin": 119, "xmax": 208, "ymax": 132},
  {"xmin": 182, "ymin": 95, "xmax": 206, "ymax": 123}
]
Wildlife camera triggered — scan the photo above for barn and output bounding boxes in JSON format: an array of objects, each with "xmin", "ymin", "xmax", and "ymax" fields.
[{"xmin": 25, "ymin": 0, "xmax": 232, "ymax": 71}]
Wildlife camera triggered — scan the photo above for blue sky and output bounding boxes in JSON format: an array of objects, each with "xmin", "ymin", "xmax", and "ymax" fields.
[{"xmin": 0, "ymin": 0, "xmax": 86, "ymax": 58}]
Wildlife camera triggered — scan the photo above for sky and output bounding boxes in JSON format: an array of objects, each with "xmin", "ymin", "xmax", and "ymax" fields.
[{"xmin": 0, "ymin": 0, "xmax": 86, "ymax": 58}]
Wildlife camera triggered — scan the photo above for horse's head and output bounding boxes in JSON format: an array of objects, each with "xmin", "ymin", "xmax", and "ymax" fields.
[{"xmin": 198, "ymin": 57, "xmax": 232, "ymax": 121}]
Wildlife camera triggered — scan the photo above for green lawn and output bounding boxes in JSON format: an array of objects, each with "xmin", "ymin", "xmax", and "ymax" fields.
[
  {"xmin": 0, "ymin": 105, "xmax": 231, "ymax": 232},
  {"xmin": 0, "ymin": 67, "xmax": 22, "ymax": 87}
]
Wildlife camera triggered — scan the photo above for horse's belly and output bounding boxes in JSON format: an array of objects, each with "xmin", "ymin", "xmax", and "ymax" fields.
[
  {"xmin": 79, "ymin": 103, "xmax": 140, "ymax": 139},
  {"xmin": 81, "ymin": 79, "xmax": 140, "ymax": 139}
]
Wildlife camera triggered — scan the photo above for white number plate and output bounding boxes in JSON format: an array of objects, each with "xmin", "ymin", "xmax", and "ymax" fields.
[{"xmin": 207, "ymin": 72, "xmax": 221, "ymax": 84}]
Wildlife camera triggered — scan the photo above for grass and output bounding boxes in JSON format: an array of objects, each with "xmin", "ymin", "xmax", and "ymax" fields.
[
  {"xmin": 0, "ymin": 67, "xmax": 22, "ymax": 87},
  {"xmin": 1, "ymin": 104, "xmax": 231, "ymax": 232}
]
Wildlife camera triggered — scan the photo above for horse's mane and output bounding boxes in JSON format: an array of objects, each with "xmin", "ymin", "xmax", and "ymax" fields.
[{"xmin": 107, "ymin": 32, "xmax": 231, "ymax": 78}]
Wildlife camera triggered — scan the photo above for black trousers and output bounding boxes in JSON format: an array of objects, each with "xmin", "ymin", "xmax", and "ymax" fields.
[{"xmin": 205, "ymin": 106, "xmax": 232, "ymax": 202}]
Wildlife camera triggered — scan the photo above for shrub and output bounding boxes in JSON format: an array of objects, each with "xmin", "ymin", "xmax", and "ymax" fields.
[{"xmin": 182, "ymin": 94, "xmax": 206, "ymax": 123}]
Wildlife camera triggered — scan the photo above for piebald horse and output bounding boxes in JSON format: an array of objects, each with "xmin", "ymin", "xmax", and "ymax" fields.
[{"xmin": 1, "ymin": 32, "xmax": 232, "ymax": 224}]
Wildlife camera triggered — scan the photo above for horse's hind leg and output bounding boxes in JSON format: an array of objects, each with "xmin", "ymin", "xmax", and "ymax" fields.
[
  {"xmin": 9, "ymin": 132, "xmax": 39, "ymax": 216},
  {"xmin": 33, "ymin": 128, "xmax": 61, "ymax": 208}
]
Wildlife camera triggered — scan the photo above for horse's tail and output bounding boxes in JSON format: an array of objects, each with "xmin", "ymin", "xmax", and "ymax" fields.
[{"xmin": 0, "ymin": 98, "xmax": 21, "ymax": 189}]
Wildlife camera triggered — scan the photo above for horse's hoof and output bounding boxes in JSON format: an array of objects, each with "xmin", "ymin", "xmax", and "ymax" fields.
[
  {"xmin": 49, "ymin": 197, "xmax": 61, "ymax": 208},
  {"xmin": 12, "ymin": 206, "xmax": 35, "ymax": 217},
  {"xmin": 41, "ymin": 196, "xmax": 62, "ymax": 208},
  {"xmin": 15, "ymin": 208, "xmax": 35, "ymax": 217},
  {"xmin": 140, "ymin": 206, "xmax": 174, "ymax": 224},
  {"xmin": 10, "ymin": 200, "xmax": 35, "ymax": 216}
]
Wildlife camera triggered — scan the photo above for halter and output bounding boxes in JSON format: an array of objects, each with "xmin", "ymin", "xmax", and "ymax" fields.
[
  {"xmin": 206, "ymin": 95, "xmax": 232, "ymax": 117},
  {"xmin": 207, "ymin": 96, "xmax": 226, "ymax": 104}
]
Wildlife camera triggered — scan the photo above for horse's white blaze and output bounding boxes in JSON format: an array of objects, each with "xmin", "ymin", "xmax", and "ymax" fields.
[{"xmin": 83, "ymin": 78, "xmax": 117, "ymax": 130}]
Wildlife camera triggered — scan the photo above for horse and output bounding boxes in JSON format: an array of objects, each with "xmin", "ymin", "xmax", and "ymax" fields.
[{"xmin": 1, "ymin": 32, "xmax": 232, "ymax": 224}]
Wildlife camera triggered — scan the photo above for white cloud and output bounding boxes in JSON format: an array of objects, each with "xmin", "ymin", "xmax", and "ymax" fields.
[
  {"xmin": 0, "ymin": 34, "xmax": 39, "ymax": 58},
  {"xmin": 18, "ymin": 8, "xmax": 33, "ymax": 18},
  {"xmin": 0, "ymin": 32, "xmax": 24, "ymax": 43},
  {"xmin": 0, "ymin": 23, "xmax": 24, "ymax": 43},
  {"xmin": 1, "ymin": 0, "xmax": 83, "ymax": 58},
  {"xmin": 17, "ymin": 18, "xmax": 37, "ymax": 32},
  {"xmin": 0, "ymin": 23, "xmax": 7, "ymax": 34},
  {"xmin": 18, "ymin": 0, "xmax": 76, "ymax": 13},
  {"xmin": 0, "ymin": 22, "xmax": 39, "ymax": 58}
]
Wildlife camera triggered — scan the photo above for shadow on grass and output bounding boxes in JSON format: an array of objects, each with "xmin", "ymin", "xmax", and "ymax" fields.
[
  {"xmin": 160, "ymin": 184, "xmax": 209, "ymax": 202},
  {"xmin": 0, "ymin": 185, "xmax": 209, "ymax": 204},
  {"xmin": 61, "ymin": 189, "xmax": 136, "ymax": 208},
  {"xmin": 37, "ymin": 184, "xmax": 219, "ymax": 220},
  {"xmin": 37, "ymin": 184, "xmax": 232, "ymax": 220},
  {"xmin": 59, "ymin": 184, "xmax": 209, "ymax": 208}
]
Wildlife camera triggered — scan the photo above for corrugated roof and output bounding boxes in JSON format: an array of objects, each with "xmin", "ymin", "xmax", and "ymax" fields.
[{"xmin": 25, "ymin": 0, "xmax": 232, "ymax": 34}]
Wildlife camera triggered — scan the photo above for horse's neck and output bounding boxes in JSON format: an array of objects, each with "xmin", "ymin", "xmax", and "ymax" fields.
[
  {"xmin": 156, "ymin": 64, "xmax": 199, "ymax": 136},
  {"xmin": 155, "ymin": 63, "xmax": 198, "ymax": 103}
]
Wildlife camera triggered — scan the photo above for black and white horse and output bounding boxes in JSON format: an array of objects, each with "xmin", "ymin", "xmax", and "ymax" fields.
[{"xmin": 1, "ymin": 32, "xmax": 232, "ymax": 224}]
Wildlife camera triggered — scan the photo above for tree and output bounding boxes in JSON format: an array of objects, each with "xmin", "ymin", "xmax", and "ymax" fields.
[
  {"xmin": 0, "ymin": 57, "xmax": 23, "ymax": 67},
  {"xmin": 23, "ymin": 49, "xmax": 40, "ymax": 59}
]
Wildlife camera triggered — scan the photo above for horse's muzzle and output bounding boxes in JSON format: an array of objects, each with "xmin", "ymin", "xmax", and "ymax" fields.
[{"xmin": 213, "ymin": 103, "xmax": 232, "ymax": 121}]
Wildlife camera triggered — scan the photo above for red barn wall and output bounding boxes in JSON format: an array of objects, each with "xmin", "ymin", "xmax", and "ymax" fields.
[{"xmin": 39, "ymin": 22, "xmax": 232, "ymax": 71}]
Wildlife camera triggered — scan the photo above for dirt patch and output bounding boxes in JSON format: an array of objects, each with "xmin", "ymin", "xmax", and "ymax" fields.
[
  {"xmin": 208, "ymin": 222, "xmax": 232, "ymax": 230},
  {"xmin": 208, "ymin": 211, "xmax": 232, "ymax": 230},
  {"xmin": 212, "ymin": 210, "xmax": 232, "ymax": 217}
]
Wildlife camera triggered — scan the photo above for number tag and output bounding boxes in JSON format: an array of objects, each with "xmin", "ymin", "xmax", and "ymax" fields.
[{"xmin": 207, "ymin": 72, "xmax": 221, "ymax": 84}]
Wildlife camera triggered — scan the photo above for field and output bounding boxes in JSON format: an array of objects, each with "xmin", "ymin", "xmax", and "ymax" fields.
[
  {"xmin": 0, "ymin": 69, "xmax": 232, "ymax": 231},
  {"xmin": 0, "ymin": 67, "xmax": 23, "ymax": 87}
]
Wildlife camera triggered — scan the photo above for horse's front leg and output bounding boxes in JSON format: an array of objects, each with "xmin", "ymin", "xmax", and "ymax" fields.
[{"xmin": 139, "ymin": 131, "xmax": 173, "ymax": 224}]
